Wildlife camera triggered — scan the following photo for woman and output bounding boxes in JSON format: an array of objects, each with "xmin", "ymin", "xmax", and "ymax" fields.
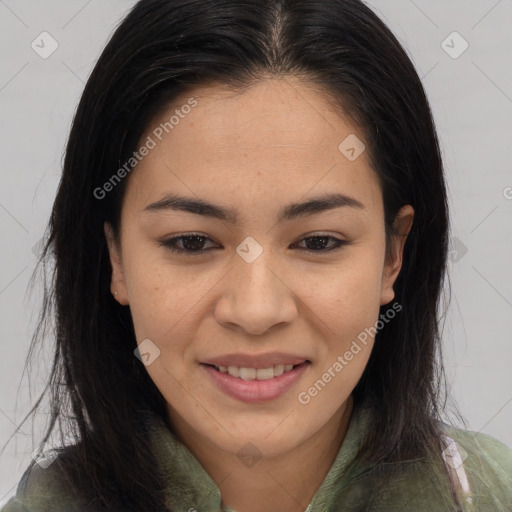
[{"xmin": 2, "ymin": 0, "xmax": 511, "ymax": 511}]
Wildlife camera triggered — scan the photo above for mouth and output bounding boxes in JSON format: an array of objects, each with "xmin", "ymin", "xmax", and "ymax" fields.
[
  {"xmin": 203, "ymin": 362, "xmax": 307, "ymax": 381},
  {"xmin": 201, "ymin": 361, "xmax": 311, "ymax": 403}
]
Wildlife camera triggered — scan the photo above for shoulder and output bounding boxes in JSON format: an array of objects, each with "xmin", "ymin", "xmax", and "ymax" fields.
[
  {"xmin": 440, "ymin": 422, "xmax": 512, "ymax": 494},
  {"xmin": 420, "ymin": 422, "xmax": 512, "ymax": 511},
  {"xmin": 327, "ymin": 422, "xmax": 512, "ymax": 511},
  {"xmin": 1, "ymin": 444, "xmax": 92, "ymax": 512},
  {"xmin": 442, "ymin": 421, "xmax": 512, "ymax": 465}
]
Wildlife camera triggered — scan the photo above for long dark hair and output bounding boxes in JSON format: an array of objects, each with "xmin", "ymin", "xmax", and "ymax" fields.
[{"xmin": 4, "ymin": 0, "xmax": 460, "ymax": 509}]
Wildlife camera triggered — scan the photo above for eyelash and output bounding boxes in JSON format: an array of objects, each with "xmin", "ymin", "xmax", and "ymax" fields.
[{"xmin": 159, "ymin": 233, "xmax": 350, "ymax": 256}]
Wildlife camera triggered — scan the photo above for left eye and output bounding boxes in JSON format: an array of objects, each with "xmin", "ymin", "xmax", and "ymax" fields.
[{"xmin": 159, "ymin": 234, "xmax": 350, "ymax": 256}]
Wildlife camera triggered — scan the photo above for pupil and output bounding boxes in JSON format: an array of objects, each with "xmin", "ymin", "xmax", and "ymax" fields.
[
  {"xmin": 183, "ymin": 235, "xmax": 204, "ymax": 251},
  {"xmin": 306, "ymin": 236, "xmax": 328, "ymax": 250}
]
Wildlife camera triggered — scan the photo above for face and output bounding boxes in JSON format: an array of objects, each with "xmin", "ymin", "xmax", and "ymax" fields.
[{"xmin": 105, "ymin": 77, "xmax": 413, "ymax": 460}]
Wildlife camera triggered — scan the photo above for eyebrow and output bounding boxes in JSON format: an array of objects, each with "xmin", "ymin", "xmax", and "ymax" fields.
[{"xmin": 143, "ymin": 192, "xmax": 365, "ymax": 224}]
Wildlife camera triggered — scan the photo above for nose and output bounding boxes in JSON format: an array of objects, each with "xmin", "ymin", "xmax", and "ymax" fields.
[{"xmin": 213, "ymin": 250, "xmax": 298, "ymax": 336}]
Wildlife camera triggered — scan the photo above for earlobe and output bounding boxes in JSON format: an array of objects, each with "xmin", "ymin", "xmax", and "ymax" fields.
[
  {"xmin": 380, "ymin": 205, "xmax": 414, "ymax": 306},
  {"xmin": 104, "ymin": 222, "xmax": 129, "ymax": 305}
]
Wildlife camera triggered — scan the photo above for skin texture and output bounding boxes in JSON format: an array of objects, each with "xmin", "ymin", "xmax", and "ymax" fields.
[{"xmin": 105, "ymin": 77, "xmax": 414, "ymax": 512}]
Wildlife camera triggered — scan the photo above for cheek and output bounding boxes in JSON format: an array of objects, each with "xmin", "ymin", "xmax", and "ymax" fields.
[
  {"xmin": 295, "ymin": 263, "xmax": 382, "ymax": 426},
  {"xmin": 295, "ymin": 249, "xmax": 384, "ymax": 334},
  {"xmin": 121, "ymin": 243, "xmax": 220, "ymax": 368},
  {"xmin": 120, "ymin": 241, "xmax": 182, "ymax": 340}
]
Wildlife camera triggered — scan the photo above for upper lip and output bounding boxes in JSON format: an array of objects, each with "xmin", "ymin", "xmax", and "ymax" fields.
[{"xmin": 201, "ymin": 352, "xmax": 310, "ymax": 369}]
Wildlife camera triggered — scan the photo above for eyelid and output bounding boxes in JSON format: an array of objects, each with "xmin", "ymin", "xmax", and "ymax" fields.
[
  {"xmin": 158, "ymin": 232, "xmax": 217, "ymax": 255},
  {"xmin": 158, "ymin": 232, "xmax": 351, "ymax": 256}
]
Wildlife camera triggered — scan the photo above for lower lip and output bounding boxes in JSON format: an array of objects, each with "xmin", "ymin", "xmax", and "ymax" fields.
[{"xmin": 201, "ymin": 362, "xmax": 310, "ymax": 403}]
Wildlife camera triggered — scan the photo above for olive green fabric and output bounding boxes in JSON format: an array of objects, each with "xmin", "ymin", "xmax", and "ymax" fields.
[{"xmin": 2, "ymin": 405, "xmax": 511, "ymax": 511}]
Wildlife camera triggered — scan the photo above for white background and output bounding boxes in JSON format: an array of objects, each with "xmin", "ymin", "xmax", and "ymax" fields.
[{"xmin": 0, "ymin": 0, "xmax": 511, "ymax": 505}]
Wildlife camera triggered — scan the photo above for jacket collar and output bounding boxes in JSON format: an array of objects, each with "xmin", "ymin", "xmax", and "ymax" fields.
[{"xmin": 143, "ymin": 403, "xmax": 372, "ymax": 512}]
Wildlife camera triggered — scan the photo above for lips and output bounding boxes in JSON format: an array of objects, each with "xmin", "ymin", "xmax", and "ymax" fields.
[{"xmin": 202, "ymin": 361, "xmax": 310, "ymax": 403}]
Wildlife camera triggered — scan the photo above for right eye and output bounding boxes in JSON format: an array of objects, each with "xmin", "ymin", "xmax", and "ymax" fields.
[{"xmin": 159, "ymin": 234, "xmax": 219, "ymax": 256}]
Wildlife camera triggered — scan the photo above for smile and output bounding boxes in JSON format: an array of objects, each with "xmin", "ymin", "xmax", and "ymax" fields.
[{"xmin": 201, "ymin": 361, "xmax": 310, "ymax": 403}]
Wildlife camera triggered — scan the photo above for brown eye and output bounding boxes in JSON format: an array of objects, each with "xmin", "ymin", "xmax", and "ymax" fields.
[
  {"xmin": 159, "ymin": 233, "xmax": 350, "ymax": 257},
  {"xmin": 160, "ymin": 234, "xmax": 218, "ymax": 255},
  {"xmin": 293, "ymin": 235, "xmax": 350, "ymax": 253}
]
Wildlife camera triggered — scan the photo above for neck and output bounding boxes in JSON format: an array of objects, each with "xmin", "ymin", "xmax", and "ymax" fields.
[{"xmin": 171, "ymin": 395, "xmax": 354, "ymax": 512}]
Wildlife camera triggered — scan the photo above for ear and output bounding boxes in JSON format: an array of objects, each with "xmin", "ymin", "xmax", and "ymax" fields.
[
  {"xmin": 380, "ymin": 205, "xmax": 414, "ymax": 306},
  {"xmin": 104, "ymin": 222, "xmax": 129, "ymax": 305}
]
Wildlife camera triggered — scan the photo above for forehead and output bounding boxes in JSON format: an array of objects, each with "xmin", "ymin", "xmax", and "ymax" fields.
[
  {"xmin": 154, "ymin": 78, "xmax": 360, "ymax": 157},
  {"xmin": 124, "ymin": 78, "xmax": 381, "ymax": 219}
]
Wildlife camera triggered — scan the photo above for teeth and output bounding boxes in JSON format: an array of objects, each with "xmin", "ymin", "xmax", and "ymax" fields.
[
  {"xmin": 273, "ymin": 364, "xmax": 284, "ymax": 376},
  {"xmin": 214, "ymin": 363, "xmax": 300, "ymax": 380},
  {"xmin": 239, "ymin": 367, "xmax": 256, "ymax": 380},
  {"xmin": 227, "ymin": 366, "xmax": 239, "ymax": 377},
  {"xmin": 255, "ymin": 367, "xmax": 274, "ymax": 380}
]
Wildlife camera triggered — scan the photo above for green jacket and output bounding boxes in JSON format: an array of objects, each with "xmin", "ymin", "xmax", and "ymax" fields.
[{"xmin": 2, "ymin": 405, "xmax": 511, "ymax": 511}]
